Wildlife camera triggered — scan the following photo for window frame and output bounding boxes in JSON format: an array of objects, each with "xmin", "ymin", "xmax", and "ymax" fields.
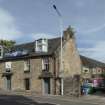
[
  {"xmin": 24, "ymin": 78, "xmax": 30, "ymax": 90},
  {"xmin": 24, "ymin": 59, "xmax": 30, "ymax": 72},
  {"xmin": 35, "ymin": 39, "xmax": 48, "ymax": 52},
  {"xmin": 42, "ymin": 58, "xmax": 49, "ymax": 71},
  {"xmin": 0, "ymin": 46, "xmax": 3, "ymax": 58}
]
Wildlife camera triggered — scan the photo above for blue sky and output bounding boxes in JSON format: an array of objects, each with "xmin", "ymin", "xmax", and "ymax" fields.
[{"xmin": 0, "ymin": 0, "xmax": 105, "ymax": 61}]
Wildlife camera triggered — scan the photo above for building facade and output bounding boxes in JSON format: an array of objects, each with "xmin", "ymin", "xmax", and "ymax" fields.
[
  {"xmin": 80, "ymin": 55, "xmax": 105, "ymax": 80},
  {"xmin": 0, "ymin": 26, "xmax": 82, "ymax": 96}
]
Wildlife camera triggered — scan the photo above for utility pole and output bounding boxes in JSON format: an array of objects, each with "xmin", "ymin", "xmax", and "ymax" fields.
[{"xmin": 53, "ymin": 4, "xmax": 64, "ymax": 95}]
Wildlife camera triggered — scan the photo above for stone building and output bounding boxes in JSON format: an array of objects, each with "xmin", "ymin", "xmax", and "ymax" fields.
[
  {"xmin": 0, "ymin": 26, "xmax": 82, "ymax": 96},
  {"xmin": 80, "ymin": 55, "xmax": 105, "ymax": 79}
]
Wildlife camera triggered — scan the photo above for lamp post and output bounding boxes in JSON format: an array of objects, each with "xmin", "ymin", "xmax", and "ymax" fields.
[{"xmin": 53, "ymin": 4, "xmax": 64, "ymax": 95}]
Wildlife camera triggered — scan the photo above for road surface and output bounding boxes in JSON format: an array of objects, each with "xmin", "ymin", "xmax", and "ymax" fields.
[
  {"xmin": 0, "ymin": 95, "xmax": 54, "ymax": 105},
  {"xmin": 0, "ymin": 94, "xmax": 104, "ymax": 105}
]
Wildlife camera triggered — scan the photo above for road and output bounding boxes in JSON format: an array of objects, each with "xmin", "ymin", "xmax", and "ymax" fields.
[
  {"xmin": 29, "ymin": 95, "xmax": 102, "ymax": 105},
  {"xmin": 0, "ymin": 95, "xmax": 54, "ymax": 105},
  {"xmin": 0, "ymin": 94, "xmax": 104, "ymax": 105}
]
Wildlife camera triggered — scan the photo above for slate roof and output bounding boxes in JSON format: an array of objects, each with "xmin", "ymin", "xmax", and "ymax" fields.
[
  {"xmin": 12, "ymin": 37, "xmax": 61, "ymax": 55},
  {"xmin": 80, "ymin": 55, "xmax": 105, "ymax": 68},
  {"xmin": 0, "ymin": 37, "xmax": 61, "ymax": 61},
  {"xmin": 11, "ymin": 42, "xmax": 35, "ymax": 53}
]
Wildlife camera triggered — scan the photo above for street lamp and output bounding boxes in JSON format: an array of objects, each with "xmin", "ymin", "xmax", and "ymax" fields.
[{"xmin": 53, "ymin": 4, "xmax": 64, "ymax": 95}]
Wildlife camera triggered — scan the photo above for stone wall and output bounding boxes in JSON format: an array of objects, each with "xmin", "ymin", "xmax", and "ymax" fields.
[
  {"xmin": 0, "ymin": 56, "xmax": 56, "ymax": 95},
  {"xmin": 30, "ymin": 58, "xmax": 42, "ymax": 94},
  {"xmin": 0, "ymin": 58, "xmax": 43, "ymax": 95},
  {"xmin": 64, "ymin": 75, "xmax": 80, "ymax": 96},
  {"xmin": 0, "ymin": 62, "xmax": 5, "ymax": 89},
  {"xmin": 12, "ymin": 60, "xmax": 24, "ymax": 91}
]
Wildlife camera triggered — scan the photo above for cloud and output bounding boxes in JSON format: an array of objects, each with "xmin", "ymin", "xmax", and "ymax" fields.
[
  {"xmin": 0, "ymin": 8, "xmax": 22, "ymax": 40},
  {"xmin": 32, "ymin": 33, "xmax": 59, "ymax": 40},
  {"xmin": 75, "ymin": 0, "xmax": 85, "ymax": 7},
  {"xmin": 77, "ymin": 23, "xmax": 105, "ymax": 34},
  {"xmin": 79, "ymin": 41, "xmax": 105, "ymax": 62}
]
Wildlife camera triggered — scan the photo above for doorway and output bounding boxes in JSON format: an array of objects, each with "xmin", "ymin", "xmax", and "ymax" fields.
[
  {"xmin": 24, "ymin": 78, "xmax": 30, "ymax": 90},
  {"xmin": 44, "ymin": 78, "xmax": 50, "ymax": 94},
  {"xmin": 6, "ymin": 76, "xmax": 11, "ymax": 90}
]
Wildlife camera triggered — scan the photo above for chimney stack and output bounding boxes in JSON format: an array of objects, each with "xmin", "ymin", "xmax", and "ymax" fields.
[{"xmin": 63, "ymin": 26, "xmax": 75, "ymax": 41}]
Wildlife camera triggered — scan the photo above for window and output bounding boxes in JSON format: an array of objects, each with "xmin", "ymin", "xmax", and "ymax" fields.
[
  {"xmin": 92, "ymin": 68, "xmax": 97, "ymax": 74},
  {"xmin": 84, "ymin": 70, "xmax": 89, "ymax": 73},
  {"xmin": 96, "ymin": 67, "xmax": 101, "ymax": 72},
  {"xmin": 0, "ymin": 46, "xmax": 3, "ymax": 58},
  {"xmin": 83, "ymin": 69, "xmax": 89, "ymax": 73},
  {"xmin": 0, "ymin": 48, "xmax": 1, "ymax": 57},
  {"xmin": 35, "ymin": 39, "xmax": 48, "ymax": 52},
  {"xmin": 24, "ymin": 78, "xmax": 30, "ymax": 90},
  {"xmin": 37, "ymin": 44, "xmax": 42, "ymax": 52},
  {"xmin": 42, "ymin": 58, "xmax": 49, "ymax": 71},
  {"xmin": 24, "ymin": 60, "xmax": 30, "ymax": 72},
  {"xmin": 97, "ymin": 69, "xmax": 102, "ymax": 74}
]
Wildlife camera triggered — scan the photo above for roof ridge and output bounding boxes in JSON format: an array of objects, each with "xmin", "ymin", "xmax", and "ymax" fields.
[
  {"xmin": 80, "ymin": 55, "xmax": 105, "ymax": 66},
  {"xmin": 14, "ymin": 41, "xmax": 34, "ymax": 47},
  {"xmin": 15, "ymin": 37, "xmax": 61, "ymax": 46}
]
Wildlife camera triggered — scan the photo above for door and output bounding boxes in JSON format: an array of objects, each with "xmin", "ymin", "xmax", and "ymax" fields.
[
  {"xmin": 44, "ymin": 78, "xmax": 50, "ymax": 94},
  {"xmin": 24, "ymin": 78, "xmax": 30, "ymax": 90},
  {"xmin": 6, "ymin": 76, "xmax": 11, "ymax": 90}
]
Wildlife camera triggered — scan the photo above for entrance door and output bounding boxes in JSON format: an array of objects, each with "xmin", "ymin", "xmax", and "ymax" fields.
[
  {"xmin": 24, "ymin": 78, "xmax": 30, "ymax": 90},
  {"xmin": 44, "ymin": 78, "xmax": 50, "ymax": 94},
  {"xmin": 6, "ymin": 76, "xmax": 11, "ymax": 90}
]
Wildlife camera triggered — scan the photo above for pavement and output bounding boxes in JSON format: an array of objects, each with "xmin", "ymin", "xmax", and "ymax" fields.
[{"xmin": 28, "ymin": 94, "xmax": 105, "ymax": 105}]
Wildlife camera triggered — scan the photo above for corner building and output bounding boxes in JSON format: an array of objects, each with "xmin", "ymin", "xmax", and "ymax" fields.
[{"xmin": 0, "ymin": 26, "xmax": 82, "ymax": 96}]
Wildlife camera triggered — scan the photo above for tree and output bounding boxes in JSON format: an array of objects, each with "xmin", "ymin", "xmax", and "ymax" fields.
[
  {"xmin": 101, "ymin": 72, "xmax": 105, "ymax": 78},
  {"xmin": 0, "ymin": 40, "xmax": 16, "ymax": 49}
]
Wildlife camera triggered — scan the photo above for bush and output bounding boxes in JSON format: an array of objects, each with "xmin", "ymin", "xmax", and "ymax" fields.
[{"xmin": 88, "ymin": 87, "xmax": 95, "ymax": 94}]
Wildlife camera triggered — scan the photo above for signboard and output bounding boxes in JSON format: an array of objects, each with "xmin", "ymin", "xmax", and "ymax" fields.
[{"xmin": 5, "ymin": 62, "xmax": 11, "ymax": 69}]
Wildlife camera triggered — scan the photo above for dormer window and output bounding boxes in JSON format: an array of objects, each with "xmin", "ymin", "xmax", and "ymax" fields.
[
  {"xmin": 35, "ymin": 38, "xmax": 48, "ymax": 52},
  {"xmin": 0, "ymin": 45, "xmax": 3, "ymax": 59}
]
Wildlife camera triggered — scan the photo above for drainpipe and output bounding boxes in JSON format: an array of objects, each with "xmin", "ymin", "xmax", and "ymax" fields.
[{"xmin": 61, "ymin": 78, "xmax": 64, "ymax": 95}]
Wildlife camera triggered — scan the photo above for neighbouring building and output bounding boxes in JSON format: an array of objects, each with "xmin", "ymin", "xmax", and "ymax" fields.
[
  {"xmin": 80, "ymin": 55, "xmax": 105, "ymax": 90},
  {"xmin": 0, "ymin": 26, "xmax": 82, "ymax": 96},
  {"xmin": 80, "ymin": 55, "xmax": 105, "ymax": 80}
]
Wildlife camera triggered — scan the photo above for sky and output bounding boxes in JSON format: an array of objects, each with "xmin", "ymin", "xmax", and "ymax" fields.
[{"xmin": 0, "ymin": 0, "xmax": 105, "ymax": 62}]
